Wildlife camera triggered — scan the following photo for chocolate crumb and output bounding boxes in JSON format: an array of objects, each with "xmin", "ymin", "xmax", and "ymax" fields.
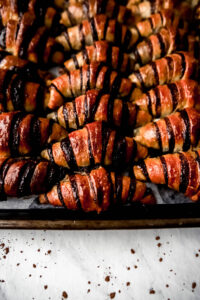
[
  {"xmin": 3, "ymin": 256, "xmax": 6, "ymax": 259},
  {"xmin": 166, "ymin": 284, "xmax": 169, "ymax": 288},
  {"xmin": 118, "ymin": 290, "xmax": 121, "ymax": 293},
  {"xmin": 159, "ymin": 258, "xmax": 163, "ymax": 262},
  {"xmin": 131, "ymin": 249, "xmax": 135, "ymax": 254},
  {"xmin": 87, "ymin": 289, "xmax": 90, "ymax": 293},
  {"xmin": 0, "ymin": 243, "xmax": 5, "ymax": 249},
  {"xmin": 44, "ymin": 285, "xmax": 48, "ymax": 290},
  {"xmin": 105, "ymin": 276, "xmax": 110, "ymax": 282},
  {"xmin": 157, "ymin": 243, "xmax": 162, "ymax": 247},
  {"xmin": 37, "ymin": 249, "xmax": 40, "ymax": 252},
  {"xmin": 20, "ymin": 251, "xmax": 23, "ymax": 253},
  {"xmin": 0, "ymin": 280, "xmax": 5, "ymax": 283},
  {"xmin": 134, "ymin": 265, "xmax": 138, "ymax": 269},
  {"xmin": 62, "ymin": 291, "xmax": 68, "ymax": 298},
  {"xmin": 127, "ymin": 267, "xmax": 130, "ymax": 270},
  {"xmin": 29, "ymin": 274, "xmax": 31, "ymax": 277},
  {"xmin": 32, "ymin": 238, "xmax": 34, "ymax": 240},
  {"xmin": 149, "ymin": 289, "xmax": 155, "ymax": 294},
  {"xmin": 47, "ymin": 250, "xmax": 51, "ymax": 254},
  {"xmin": 195, "ymin": 253, "xmax": 199, "ymax": 257},
  {"xmin": 126, "ymin": 282, "xmax": 130, "ymax": 286},
  {"xmin": 4, "ymin": 247, "xmax": 9, "ymax": 255},
  {"xmin": 110, "ymin": 292, "xmax": 116, "ymax": 299},
  {"xmin": 192, "ymin": 282, "xmax": 196, "ymax": 289},
  {"xmin": 17, "ymin": 263, "xmax": 20, "ymax": 266},
  {"xmin": 170, "ymin": 269, "xmax": 173, "ymax": 272},
  {"xmin": 98, "ymin": 284, "xmax": 100, "ymax": 286},
  {"xmin": 40, "ymin": 275, "xmax": 42, "ymax": 278},
  {"xmin": 155, "ymin": 236, "xmax": 160, "ymax": 240},
  {"xmin": 88, "ymin": 281, "xmax": 91, "ymax": 284},
  {"xmin": 33, "ymin": 264, "xmax": 36, "ymax": 268}
]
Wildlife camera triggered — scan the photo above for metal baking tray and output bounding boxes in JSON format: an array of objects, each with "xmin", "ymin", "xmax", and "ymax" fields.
[{"xmin": 0, "ymin": 184, "xmax": 200, "ymax": 229}]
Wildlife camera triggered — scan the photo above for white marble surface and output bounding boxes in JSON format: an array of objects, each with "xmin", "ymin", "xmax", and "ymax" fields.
[{"xmin": 0, "ymin": 228, "xmax": 199, "ymax": 300}]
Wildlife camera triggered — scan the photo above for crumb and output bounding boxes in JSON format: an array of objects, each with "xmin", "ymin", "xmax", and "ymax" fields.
[
  {"xmin": 62, "ymin": 291, "xmax": 68, "ymax": 298},
  {"xmin": 97, "ymin": 266, "xmax": 100, "ymax": 268},
  {"xmin": 134, "ymin": 265, "xmax": 138, "ymax": 269},
  {"xmin": 105, "ymin": 276, "xmax": 110, "ymax": 282},
  {"xmin": 37, "ymin": 249, "xmax": 40, "ymax": 252},
  {"xmin": 98, "ymin": 284, "xmax": 100, "ymax": 286},
  {"xmin": 155, "ymin": 236, "xmax": 160, "ymax": 240},
  {"xmin": 16, "ymin": 263, "xmax": 20, "ymax": 266},
  {"xmin": 157, "ymin": 243, "xmax": 162, "ymax": 247},
  {"xmin": 33, "ymin": 264, "xmax": 36, "ymax": 268},
  {"xmin": 40, "ymin": 275, "xmax": 42, "ymax": 278},
  {"xmin": 159, "ymin": 258, "xmax": 163, "ymax": 262},
  {"xmin": 118, "ymin": 290, "xmax": 121, "ymax": 293},
  {"xmin": 131, "ymin": 249, "xmax": 135, "ymax": 254},
  {"xmin": 166, "ymin": 284, "xmax": 169, "ymax": 288},
  {"xmin": 29, "ymin": 274, "xmax": 31, "ymax": 277},
  {"xmin": 195, "ymin": 253, "xmax": 199, "ymax": 257},
  {"xmin": 169, "ymin": 269, "xmax": 173, "ymax": 272},
  {"xmin": 0, "ymin": 280, "xmax": 5, "ymax": 283},
  {"xmin": 3, "ymin": 256, "xmax": 6, "ymax": 259},
  {"xmin": 88, "ymin": 281, "xmax": 91, "ymax": 284},
  {"xmin": 47, "ymin": 250, "xmax": 51, "ymax": 254},
  {"xmin": 126, "ymin": 282, "xmax": 130, "ymax": 286},
  {"xmin": 44, "ymin": 285, "xmax": 48, "ymax": 290},
  {"xmin": 149, "ymin": 289, "xmax": 155, "ymax": 294},
  {"xmin": 192, "ymin": 282, "xmax": 197, "ymax": 289},
  {"xmin": 87, "ymin": 289, "xmax": 90, "ymax": 293},
  {"xmin": 32, "ymin": 238, "xmax": 34, "ymax": 240},
  {"xmin": 127, "ymin": 267, "xmax": 130, "ymax": 270},
  {"xmin": 110, "ymin": 292, "xmax": 116, "ymax": 299},
  {"xmin": 0, "ymin": 243, "xmax": 5, "ymax": 248},
  {"xmin": 20, "ymin": 251, "xmax": 23, "ymax": 253}
]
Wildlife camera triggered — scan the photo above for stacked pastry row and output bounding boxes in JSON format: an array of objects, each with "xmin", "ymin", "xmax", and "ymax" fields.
[{"xmin": 0, "ymin": 0, "xmax": 199, "ymax": 212}]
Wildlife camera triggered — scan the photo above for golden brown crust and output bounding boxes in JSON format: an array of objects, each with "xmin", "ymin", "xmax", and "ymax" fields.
[
  {"xmin": 134, "ymin": 108, "xmax": 200, "ymax": 153},
  {"xmin": 39, "ymin": 166, "xmax": 156, "ymax": 212},
  {"xmin": 133, "ymin": 149, "xmax": 200, "ymax": 200},
  {"xmin": 129, "ymin": 52, "xmax": 197, "ymax": 90},
  {"xmin": 0, "ymin": 111, "xmax": 68, "ymax": 157},
  {"xmin": 41, "ymin": 121, "xmax": 148, "ymax": 169}
]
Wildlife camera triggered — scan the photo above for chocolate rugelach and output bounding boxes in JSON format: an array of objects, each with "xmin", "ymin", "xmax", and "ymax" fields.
[
  {"xmin": 133, "ymin": 79, "xmax": 200, "ymax": 118},
  {"xmin": 41, "ymin": 121, "xmax": 149, "ymax": 169},
  {"xmin": 129, "ymin": 52, "xmax": 197, "ymax": 90},
  {"xmin": 56, "ymin": 10, "xmax": 173, "ymax": 53},
  {"xmin": 39, "ymin": 166, "xmax": 156, "ymax": 212},
  {"xmin": 134, "ymin": 108, "xmax": 200, "ymax": 154},
  {"xmin": 133, "ymin": 149, "xmax": 200, "ymax": 201},
  {"xmin": 60, "ymin": 0, "xmax": 135, "ymax": 27},
  {"xmin": 0, "ymin": 11, "xmax": 64, "ymax": 65},
  {"xmin": 0, "ymin": 111, "xmax": 68, "ymax": 157},
  {"xmin": 0, "ymin": 157, "xmax": 65, "ymax": 199},
  {"xmin": 47, "ymin": 89, "xmax": 152, "ymax": 131},
  {"xmin": 46, "ymin": 62, "xmax": 142, "ymax": 110},
  {"xmin": 63, "ymin": 41, "xmax": 135, "ymax": 74}
]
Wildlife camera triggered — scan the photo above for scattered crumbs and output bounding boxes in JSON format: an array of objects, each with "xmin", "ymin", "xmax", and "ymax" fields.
[
  {"xmin": 62, "ymin": 291, "xmax": 68, "ymax": 298},
  {"xmin": 44, "ymin": 285, "xmax": 48, "ymax": 290},
  {"xmin": 126, "ymin": 282, "xmax": 130, "ymax": 286},
  {"xmin": 166, "ymin": 284, "xmax": 169, "ymax": 288},
  {"xmin": 157, "ymin": 243, "xmax": 162, "ymax": 247},
  {"xmin": 134, "ymin": 265, "xmax": 138, "ymax": 269},
  {"xmin": 159, "ymin": 258, "xmax": 163, "ymax": 262},
  {"xmin": 16, "ymin": 263, "xmax": 20, "ymax": 266},
  {"xmin": 149, "ymin": 289, "xmax": 155, "ymax": 294},
  {"xmin": 131, "ymin": 249, "xmax": 135, "ymax": 254},
  {"xmin": 87, "ymin": 289, "xmax": 90, "ymax": 294},
  {"xmin": 118, "ymin": 290, "xmax": 121, "ymax": 293},
  {"xmin": 29, "ymin": 274, "xmax": 32, "ymax": 277},
  {"xmin": 155, "ymin": 236, "xmax": 160, "ymax": 240},
  {"xmin": 110, "ymin": 292, "xmax": 116, "ymax": 299},
  {"xmin": 192, "ymin": 282, "xmax": 197, "ymax": 289},
  {"xmin": 88, "ymin": 281, "xmax": 91, "ymax": 284},
  {"xmin": 127, "ymin": 267, "xmax": 130, "ymax": 270},
  {"xmin": 37, "ymin": 249, "xmax": 40, "ymax": 252},
  {"xmin": 105, "ymin": 276, "xmax": 110, "ymax": 282},
  {"xmin": 195, "ymin": 253, "xmax": 199, "ymax": 257}
]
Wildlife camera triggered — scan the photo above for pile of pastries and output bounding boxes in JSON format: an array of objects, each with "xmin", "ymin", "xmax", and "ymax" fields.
[{"xmin": 0, "ymin": 0, "xmax": 200, "ymax": 213}]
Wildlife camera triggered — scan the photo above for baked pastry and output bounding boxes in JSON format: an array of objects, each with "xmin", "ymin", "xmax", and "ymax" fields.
[
  {"xmin": 134, "ymin": 108, "xmax": 200, "ymax": 153},
  {"xmin": 133, "ymin": 79, "xmax": 200, "ymax": 118},
  {"xmin": 133, "ymin": 149, "xmax": 200, "ymax": 200},
  {"xmin": 41, "ymin": 121, "xmax": 149, "ymax": 169},
  {"xmin": 129, "ymin": 52, "xmax": 197, "ymax": 89},
  {"xmin": 56, "ymin": 10, "xmax": 173, "ymax": 53},
  {"xmin": 0, "ymin": 157, "xmax": 65, "ymax": 199},
  {"xmin": 46, "ymin": 62, "xmax": 139, "ymax": 110},
  {"xmin": 47, "ymin": 89, "xmax": 152, "ymax": 131},
  {"xmin": 0, "ymin": 111, "xmax": 67, "ymax": 157},
  {"xmin": 39, "ymin": 166, "xmax": 156, "ymax": 212},
  {"xmin": 63, "ymin": 41, "xmax": 135, "ymax": 74}
]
